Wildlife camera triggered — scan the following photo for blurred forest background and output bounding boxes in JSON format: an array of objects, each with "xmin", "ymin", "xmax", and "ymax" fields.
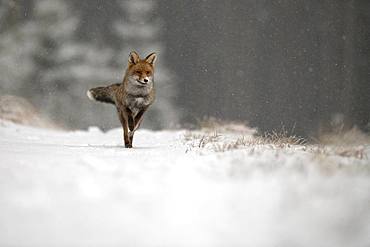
[{"xmin": 0, "ymin": 0, "xmax": 369, "ymax": 137}]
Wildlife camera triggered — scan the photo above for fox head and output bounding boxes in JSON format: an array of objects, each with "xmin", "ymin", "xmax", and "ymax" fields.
[{"xmin": 126, "ymin": 51, "xmax": 157, "ymax": 89}]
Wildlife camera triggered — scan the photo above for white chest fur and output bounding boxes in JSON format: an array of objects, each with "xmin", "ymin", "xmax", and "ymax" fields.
[{"xmin": 125, "ymin": 96, "xmax": 150, "ymax": 117}]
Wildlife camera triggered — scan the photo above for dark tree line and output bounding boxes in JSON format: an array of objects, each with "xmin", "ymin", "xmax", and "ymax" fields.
[{"xmin": 160, "ymin": 0, "xmax": 370, "ymax": 136}]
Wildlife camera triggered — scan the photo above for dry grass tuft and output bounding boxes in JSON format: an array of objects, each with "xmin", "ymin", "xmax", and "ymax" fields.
[
  {"xmin": 213, "ymin": 137, "xmax": 251, "ymax": 152},
  {"xmin": 259, "ymin": 130, "xmax": 307, "ymax": 147},
  {"xmin": 319, "ymin": 127, "xmax": 370, "ymax": 146},
  {"xmin": 197, "ymin": 132, "xmax": 221, "ymax": 148},
  {"xmin": 312, "ymin": 127, "xmax": 370, "ymax": 160},
  {"xmin": 212, "ymin": 131, "xmax": 307, "ymax": 152},
  {"xmin": 334, "ymin": 147, "xmax": 367, "ymax": 159},
  {"xmin": 183, "ymin": 123, "xmax": 369, "ymax": 161},
  {"xmin": 183, "ymin": 131, "xmax": 221, "ymax": 152},
  {"xmin": 311, "ymin": 145, "xmax": 368, "ymax": 160},
  {"xmin": 183, "ymin": 128, "xmax": 307, "ymax": 153}
]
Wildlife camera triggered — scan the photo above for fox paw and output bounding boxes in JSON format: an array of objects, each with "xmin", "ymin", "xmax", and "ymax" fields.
[{"xmin": 125, "ymin": 143, "xmax": 133, "ymax": 148}]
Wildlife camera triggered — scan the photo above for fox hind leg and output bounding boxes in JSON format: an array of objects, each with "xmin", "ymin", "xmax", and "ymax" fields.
[
  {"xmin": 123, "ymin": 121, "xmax": 132, "ymax": 148},
  {"xmin": 128, "ymin": 109, "xmax": 147, "ymax": 146},
  {"xmin": 133, "ymin": 109, "xmax": 146, "ymax": 132}
]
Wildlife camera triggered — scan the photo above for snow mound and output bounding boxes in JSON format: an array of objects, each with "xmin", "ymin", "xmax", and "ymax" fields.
[{"xmin": 0, "ymin": 95, "xmax": 57, "ymax": 129}]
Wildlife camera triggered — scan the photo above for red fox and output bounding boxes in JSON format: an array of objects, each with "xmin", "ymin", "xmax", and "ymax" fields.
[{"xmin": 87, "ymin": 51, "xmax": 156, "ymax": 148}]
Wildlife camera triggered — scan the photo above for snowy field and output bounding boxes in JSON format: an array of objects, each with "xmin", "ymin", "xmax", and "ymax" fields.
[{"xmin": 0, "ymin": 121, "xmax": 369, "ymax": 247}]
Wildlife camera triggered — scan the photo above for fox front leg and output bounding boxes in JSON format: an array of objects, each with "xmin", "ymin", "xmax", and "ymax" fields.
[
  {"xmin": 126, "ymin": 109, "xmax": 136, "ymax": 146},
  {"xmin": 117, "ymin": 109, "xmax": 132, "ymax": 148},
  {"xmin": 123, "ymin": 121, "xmax": 132, "ymax": 148}
]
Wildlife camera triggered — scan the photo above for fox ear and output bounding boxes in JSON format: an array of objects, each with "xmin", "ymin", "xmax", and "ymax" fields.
[
  {"xmin": 145, "ymin": 52, "xmax": 157, "ymax": 65},
  {"xmin": 128, "ymin": 51, "xmax": 140, "ymax": 65}
]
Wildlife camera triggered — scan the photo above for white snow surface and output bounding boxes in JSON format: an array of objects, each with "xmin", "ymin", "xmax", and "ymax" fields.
[{"xmin": 0, "ymin": 121, "xmax": 369, "ymax": 247}]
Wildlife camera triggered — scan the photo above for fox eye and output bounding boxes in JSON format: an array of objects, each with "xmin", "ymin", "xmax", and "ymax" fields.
[
  {"xmin": 146, "ymin": 71, "xmax": 151, "ymax": 75},
  {"xmin": 135, "ymin": 70, "xmax": 141, "ymax": 74}
]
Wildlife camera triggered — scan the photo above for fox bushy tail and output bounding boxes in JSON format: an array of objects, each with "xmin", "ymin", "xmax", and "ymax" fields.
[{"xmin": 87, "ymin": 83, "xmax": 120, "ymax": 105}]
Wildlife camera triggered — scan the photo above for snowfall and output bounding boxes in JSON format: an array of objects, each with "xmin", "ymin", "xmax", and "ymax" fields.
[{"xmin": 0, "ymin": 121, "xmax": 369, "ymax": 247}]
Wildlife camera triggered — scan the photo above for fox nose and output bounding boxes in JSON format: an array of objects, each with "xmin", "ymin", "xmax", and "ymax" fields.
[{"xmin": 144, "ymin": 78, "xmax": 148, "ymax": 83}]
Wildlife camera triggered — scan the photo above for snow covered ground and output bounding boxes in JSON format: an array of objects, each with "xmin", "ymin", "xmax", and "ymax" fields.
[{"xmin": 0, "ymin": 121, "xmax": 369, "ymax": 247}]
